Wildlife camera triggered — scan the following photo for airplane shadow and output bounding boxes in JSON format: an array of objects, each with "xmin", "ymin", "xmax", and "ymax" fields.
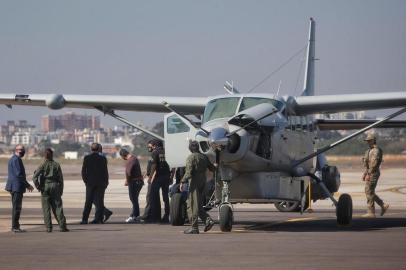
[{"xmin": 239, "ymin": 217, "xmax": 406, "ymax": 233}]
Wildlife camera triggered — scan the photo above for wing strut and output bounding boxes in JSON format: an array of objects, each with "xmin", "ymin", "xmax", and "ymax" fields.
[
  {"xmin": 293, "ymin": 107, "xmax": 406, "ymax": 168},
  {"xmin": 95, "ymin": 106, "xmax": 164, "ymax": 141}
]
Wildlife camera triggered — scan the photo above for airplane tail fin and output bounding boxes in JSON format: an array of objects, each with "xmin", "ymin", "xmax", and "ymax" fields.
[{"xmin": 301, "ymin": 18, "xmax": 316, "ymax": 97}]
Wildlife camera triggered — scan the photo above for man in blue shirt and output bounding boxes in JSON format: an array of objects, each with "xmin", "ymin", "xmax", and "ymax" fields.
[{"xmin": 5, "ymin": 145, "xmax": 34, "ymax": 233}]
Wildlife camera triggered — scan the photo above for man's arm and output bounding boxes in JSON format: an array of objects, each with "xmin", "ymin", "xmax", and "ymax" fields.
[
  {"xmin": 81, "ymin": 157, "xmax": 88, "ymax": 184},
  {"xmin": 58, "ymin": 164, "xmax": 64, "ymax": 194},
  {"xmin": 16, "ymin": 158, "xmax": 33, "ymax": 191}
]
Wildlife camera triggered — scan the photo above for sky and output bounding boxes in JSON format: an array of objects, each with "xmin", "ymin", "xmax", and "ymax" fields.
[{"xmin": 0, "ymin": 0, "xmax": 405, "ymax": 128}]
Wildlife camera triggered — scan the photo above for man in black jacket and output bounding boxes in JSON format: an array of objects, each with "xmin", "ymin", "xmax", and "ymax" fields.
[{"xmin": 80, "ymin": 143, "xmax": 109, "ymax": 224}]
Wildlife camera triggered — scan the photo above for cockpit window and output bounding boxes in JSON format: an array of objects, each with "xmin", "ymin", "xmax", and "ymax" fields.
[
  {"xmin": 239, "ymin": 97, "xmax": 284, "ymax": 112},
  {"xmin": 202, "ymin": 97, "xmax": 240, "ymax": 123}
]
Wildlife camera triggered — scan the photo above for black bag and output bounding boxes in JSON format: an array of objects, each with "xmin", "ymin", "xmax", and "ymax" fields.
[{"xmin": 33, "ymin": 170, "xmax": 45, "ymax": 192}]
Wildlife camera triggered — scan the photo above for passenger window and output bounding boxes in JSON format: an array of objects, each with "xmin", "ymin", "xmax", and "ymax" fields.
[{"xmin": 166, "ymin": 115, "xmax": 190, "ymax": 134}]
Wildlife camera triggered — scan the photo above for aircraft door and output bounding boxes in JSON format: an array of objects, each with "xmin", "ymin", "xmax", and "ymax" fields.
[{"xmin": 164, "ymin": 112, "xmax": 198, "ymax": 168}]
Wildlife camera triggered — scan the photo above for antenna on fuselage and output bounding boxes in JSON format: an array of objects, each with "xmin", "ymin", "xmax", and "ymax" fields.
[
  {"xmin": 224, "ymin": 81, "xmax": 240, "ymax": 94},
  {"xmin": 276, "ymin": 80, "xmax": 282, "ymax": 97}
]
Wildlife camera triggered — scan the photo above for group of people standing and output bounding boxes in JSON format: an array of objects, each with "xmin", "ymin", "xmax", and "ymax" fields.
[
  {"xmin": 80, "ymin": 139, "xmax": 173, "ymax": 225},
  {"xmin": 4, "ymin": 138, "xmax": 176, "ymax": 233}
]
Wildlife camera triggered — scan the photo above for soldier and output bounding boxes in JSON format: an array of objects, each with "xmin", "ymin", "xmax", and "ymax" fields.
[
  {"xmin": 180, "ymin": 141, "xmax": 216, "ymax": 234},
  {"xmin": 33, "ymin": 148, "xmax": 69, "ymax": 232},
  {"xmin": 154, "ymin": 140, "xmax": 171, "ymax": 223},
  {"xmin": 362, "ymin": 134, "xmax": 389, "ymax": 218},
  {"xmin": 5, "ymin": 145, "xmax": 34, "ymax": 233}
]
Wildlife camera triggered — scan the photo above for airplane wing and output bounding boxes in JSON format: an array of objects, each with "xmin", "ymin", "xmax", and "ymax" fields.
[
  {"xmin": 315, "ymin": 119, "xmax": 406, "ymax": 130},
  {"xmin": 0, "ymin": 94, "xmax": 207, "ymax": 114},
  {"xmin": 286, "ymin": 91, "xmax": 406, "ymax": 115}
]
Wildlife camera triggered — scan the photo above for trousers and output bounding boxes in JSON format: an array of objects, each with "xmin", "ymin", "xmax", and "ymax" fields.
[
  {"xmin": 365, "ymin": 173, "xmax": 384, "ymax": 211},
  {"xmin": 11, "ymin": 192, "xmax": 23, "ymax": 229},
  {"xmin": 41, "ymin": 182, "xmax": 67, "ymax": 229}
]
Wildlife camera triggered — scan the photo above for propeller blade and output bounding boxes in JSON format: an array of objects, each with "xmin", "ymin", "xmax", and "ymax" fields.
[{"xmin": 227, "ymin": 103, "xmax": 278, "ymax": 137}]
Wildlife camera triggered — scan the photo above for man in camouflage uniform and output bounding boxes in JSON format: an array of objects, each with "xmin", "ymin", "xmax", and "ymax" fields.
[
  {"xmin": 362, "ymin": 134, "xmax": 389, "ymax": 218},
  {"xmin": 180, "ymin": 141, "xmax": 216, "ymax": 234}
]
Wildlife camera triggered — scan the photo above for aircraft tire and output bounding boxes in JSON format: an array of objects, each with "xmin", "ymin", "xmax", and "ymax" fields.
[
  {"xmin": 219, "ymin": 204, "xmax": 233, "ymax": 232},
  {"xmin": 274, "ymin": 201, "xmax": 301, "ymax": 212},
  {"xmin": 274, "ymin": 189, "xmax": 310, "ymax": 212},
  {"xmin": 336, "ymin": 193, "xmax": 353, "ymax": 226},
  {"xmin": 170, "ymin": 193, "xmax": 186, "ymax": 226}
]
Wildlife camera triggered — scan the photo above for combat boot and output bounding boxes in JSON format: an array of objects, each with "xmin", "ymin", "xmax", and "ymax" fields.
[{"xmin": 380, "ymin": 204, "xmax": 389, "ymax": 216}]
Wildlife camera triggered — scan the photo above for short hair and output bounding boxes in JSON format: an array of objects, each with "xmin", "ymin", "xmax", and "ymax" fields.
[
  {"xmin": 90, "ymin": 143, "xmax": 99, "ymax": 152},
  {"xmin": 97, "ymin": 143, "xmax": 103, "ymax": 152},
  {"xmin": 189, "ymin": 141, "xmax": 200, "ymax": 153},
  {"xmin": 45, "ymin": 148, "xmax": 53, "ymax": 160},
  {"xmin": 153, "ymin": 140, "xmax": 163, "ymax": 148},
  {"xmin": 147, "ymin": 139, "xmax": 154, "ymax": 145},
  {"xmin": 119, "ymin": 148, "xmax": 129, "ymax": 157}
]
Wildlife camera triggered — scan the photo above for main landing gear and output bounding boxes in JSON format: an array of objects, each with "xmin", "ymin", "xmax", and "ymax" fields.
[{"xmin": 308, "ymin": 173, "xmax": 353, "ymax": 226}]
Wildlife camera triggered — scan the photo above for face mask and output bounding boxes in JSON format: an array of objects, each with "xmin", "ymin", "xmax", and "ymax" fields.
[
  {"xmin": 148, "ymin": 147, "xmax": 153, "ymax": 152},
  {"xmin": 19, "ymin": 150, "xmax": 25, "ymax": 158}
]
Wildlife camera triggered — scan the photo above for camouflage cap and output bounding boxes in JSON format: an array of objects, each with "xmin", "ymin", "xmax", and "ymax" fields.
[{"xmin": 364, "ymin": 133, "xmax": 376, "ymax": 141}]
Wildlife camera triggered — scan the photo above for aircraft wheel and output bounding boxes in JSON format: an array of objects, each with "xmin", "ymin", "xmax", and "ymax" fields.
[
  {"xmin": 170, "ymin": 193, "xmax": 186, "ymax": 226},
  {"xmin": 219, "ymin": 204, "xmax": 233, "ymax": 232},
  {"xmin": 336, "ymin": 193, "xmax": 353, "ymax": 226},
  {"xmin": 274, "ymin": 201, "xmax": 300, "ymax": 212}
]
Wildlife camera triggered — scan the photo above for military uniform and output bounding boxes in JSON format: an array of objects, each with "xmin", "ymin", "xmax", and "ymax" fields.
[
  {"xmin": 362, "ymin": 140, "xmax": 388, "ymax": 216},
  {"xmin": 181, "ymin": 152, "xmax": 215, "ymax": 233},
  {"xmin": 33, "ymin": 159, "xmax": 67, "ymax": 231}
]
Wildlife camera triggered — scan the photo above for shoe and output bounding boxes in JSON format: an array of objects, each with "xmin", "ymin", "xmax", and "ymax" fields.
[
  {"xmin": 125, "ymin": 216, "xmax": 136, "ymax": 223},
  {"xmin": 362, "ymin": 213, "xmax": 376, "ymax": 218},
  {"xmin": 204, "ymin": 219, "xmax": 215, "ymax": 232},
  {"xmin": 60, "ymin": 227, "xmax": 69, "ymax": 232},
  {"xmin": 46, "ymin": 228, "xmax": 52, "ymax": 233},
  {"xmin": 104, "ymin": 211, "xmax": 113, "ymax": 223},
  {"xmin": 380, "ymin": 204, "xmax": 389, "ymax": 216},
  {"xmin": 160, "ymin": 215, "xmax": 169, "ymax": 224},
  {"xmin": 11, "ymin": 228, "xmax": 26, "ymax": 233},
  {"xmin": 184, "ymin": 228, "xmax": 199, "ymax": 234},
  {"xmin": 90, "ymin": 220, "xmax": 103, "ymax": 224},
  {"xmin": 80, "ymin": 220, "xmax": 88, "ymax": 225}
]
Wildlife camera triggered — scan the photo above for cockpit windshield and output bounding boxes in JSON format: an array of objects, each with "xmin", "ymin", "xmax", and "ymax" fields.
[
  {"xmin": 202, "ymin": 97, "xmax": 240, "ymax": 123},
  {"xmin": 239, "ymin": 97, "xmax": 284, "ymax": 112}
]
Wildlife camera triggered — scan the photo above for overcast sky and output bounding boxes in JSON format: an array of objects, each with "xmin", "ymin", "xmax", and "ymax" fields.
[{"xmin": 1, "ymin": 0, "xmax": 405, "ymax": 128}]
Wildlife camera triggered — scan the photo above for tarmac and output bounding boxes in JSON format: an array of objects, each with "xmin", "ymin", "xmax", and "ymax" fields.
[{"xmin": 1, "ymin": 167, "xmax": 406, "ymax": 270}]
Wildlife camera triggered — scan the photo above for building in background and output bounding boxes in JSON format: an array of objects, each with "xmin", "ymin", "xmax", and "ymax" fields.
[{"xmin": 42, "ymin": 112, "xmax": 100, "ymax": 132}]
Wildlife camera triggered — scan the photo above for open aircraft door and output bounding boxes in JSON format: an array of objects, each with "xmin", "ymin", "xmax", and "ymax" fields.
[{"xmin": 164, "ymin": 112, "xmax": 198, "ymax": 168}]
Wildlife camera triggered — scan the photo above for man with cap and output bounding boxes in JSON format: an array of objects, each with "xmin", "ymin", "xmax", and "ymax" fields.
[
  {"xmin": 181, "ymin": 140, "xmax": 216, "ymax": 234},
  {"xmin": 362, "ymin": 133, "xmax": 389, "ymax": 218}
]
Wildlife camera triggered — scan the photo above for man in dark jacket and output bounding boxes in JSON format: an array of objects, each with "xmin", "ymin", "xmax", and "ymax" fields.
[
  {"xmin": 5, "ymin": 145, "xmax": 34, "ymax": 233},
  {"xmin": 80, "ymin": 143, "xmax": 109, "ymax": 224}
]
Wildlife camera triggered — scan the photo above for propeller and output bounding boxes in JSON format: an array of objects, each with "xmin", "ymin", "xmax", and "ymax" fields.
[{"xmin": 163, "ymin": 100, "xmax": 279, "ymax": 155}]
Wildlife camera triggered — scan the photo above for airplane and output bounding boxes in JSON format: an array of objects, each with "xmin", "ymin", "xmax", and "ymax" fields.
[{"xmin": 1, "ymin": 18, "xmax": 406, "ymax": 232}]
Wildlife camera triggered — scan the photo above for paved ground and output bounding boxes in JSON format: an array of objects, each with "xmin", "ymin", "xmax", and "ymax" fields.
[{"xmin": 1, "ymin": 167, "xmax": 406, "ymax": 270}]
